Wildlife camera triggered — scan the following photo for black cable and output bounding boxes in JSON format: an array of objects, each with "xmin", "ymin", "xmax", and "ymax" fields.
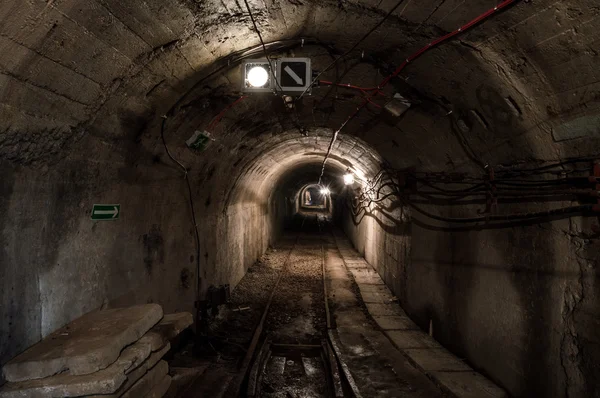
[
  {"xmin": 297, "ymin": 0, "xmax": 407, "ymax": 101},
  {"xmin": 167, "ymin": 38, "xmax": 330, "ymax": 119},
  {"xmin": 350, "ymin": 166, "xmax": 598, "ymax": 225},
  {"xmin": 417, "ymin": 179, "xmax": 486, "ymax": 193},
  {"xmin": 494, "ymin": 156, "xmax": 599, "ymax": 175},
  {"xmin": 407, "ymin": 202, "xmax": 593, "ymax": 224},
  {"xmin": 160, "ymin": 117, "xmax": 202, "ymax": 303},
  {"xmin": 242, "ymin": 0, "xmax": 283, "ymax": 93},
  {"xmin": 356, "ymin": 204, "xmax": 593, "ymax": 232},
  {"xmin": 351, "ymin": 188, "xmax": 594, "ymax": 224}
]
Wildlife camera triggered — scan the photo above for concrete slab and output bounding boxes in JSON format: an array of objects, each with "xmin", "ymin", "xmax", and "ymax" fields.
[
  {"xmin": 344, "ymin": 264, "xmax": 369, "ymax": 271},
  {"xmin": 0, "ymin": 340, "xmax": 155, "ymax": 398},
  {"xmin": 341, "ymin": 256, "xmax": 364, "ymax": 262},
  {"xmin": 385, "ymin": 330, "xmax": 442, "ymax": 349},
  {"xmin": 139, "ymin": 312, "xmax": 193, "ymax": 351},
  {"xmin": 2, "ymin": 304, "xmax": 163, "ymax": 382},
  {"xmin": 334, "ymin": 309, "xmax": 369, "ymax": 329},
  {"xmin": 343, "ymin": 260, "xmax": 368, "ymax": 269},
  {"xmin": 87, "ymin": 343, "xmax": 172, "ymax": 398},
  {"xmin": 356, "ymin": 284, "xmax": 393, "ymax": 294},
  {"xmin": 404, "ymin": 349, "xmax": 472, "ymax": 372},
  {"xmin": 121, "ymin": 360, "xmax": 169, "ymax": 398},
  {"xmin": 349, "ymin": 267, "xmax": 378, "ymax": 276},
  {"xmin": 430, "ymin": 371, "xmax": 508, "ymax": 398},
  {"xmin": 164, "ymin": 366, "xmax": 208, "ymax": 398},
  {"xmin": 349, "ymin": 269, "xmax": 384, "ymax": 285},
  {"xmin": 372, "ymin": 315, "xmax": 418, "ymax": 331},
  {"xmin": 353, "ymin": 275, "xmax": 384, "ymax": 285},
  {"xmin": 327, "ymin": 267, "xmax": 349, "ymax": 282},
  {"xmin": 360, "ymin": 288, "xmax": 396, "ymax": 304},
  {"xmin": 364, "ymin": 303, "xmax": 404, "ymax": 317}
]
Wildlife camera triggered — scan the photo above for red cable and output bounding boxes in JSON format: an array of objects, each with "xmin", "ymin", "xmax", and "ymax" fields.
[
  {"xmin": 380, "ymin": 0, "xmax": 518, "ymax": 87},
  {"xmin": 333, "ymin": 0, "xmax": 521, "ymax": 131},
  {"xmin": 208, "ymin": 96, "xmax": 248, "ymax": 131},
  {"xmin": 319, "ymin": 81, "xmax": 386, "ymax": 108},
  {"xmin": 319, "ymin": 80, "xmax": 381, "ymax": 92}
]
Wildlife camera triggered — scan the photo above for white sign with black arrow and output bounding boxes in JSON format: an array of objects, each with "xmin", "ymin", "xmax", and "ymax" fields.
[{"xmin": 277, "ymin": 58, "xmax": 312, "ymax": 93}]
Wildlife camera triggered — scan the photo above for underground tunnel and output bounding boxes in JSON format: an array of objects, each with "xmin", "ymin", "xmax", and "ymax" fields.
[{"xmin": 1, "ymin": 0, "xmax": 600, "ymax": 397}]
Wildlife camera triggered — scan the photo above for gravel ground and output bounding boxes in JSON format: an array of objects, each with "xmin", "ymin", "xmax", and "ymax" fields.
[
  {"xmin": 169, "ymin": 236, "xmax": 298, "ymax": 396},
  {"xmin": 199, "ymin": 235, "xmax": 298, "ymax": 359},
  {"xmin": 171, "ymin": 230, "xmax": 330, "ymax": 397},
  {"xmin": 265, "ymin": 234, "xmax": 327, "ymax": 344}
]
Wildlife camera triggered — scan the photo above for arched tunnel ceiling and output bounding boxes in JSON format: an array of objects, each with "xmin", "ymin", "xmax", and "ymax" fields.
[
  {"xmin": 2, "ymin": 3, "xmax": 600, "ymax": 395},
  {"xmin": 1, "ymin": 0, "xmax": 599, "ymax": 180},
  {"xmin": 221, "ymin": 128, "xmax": 382, "ymax": 206}
]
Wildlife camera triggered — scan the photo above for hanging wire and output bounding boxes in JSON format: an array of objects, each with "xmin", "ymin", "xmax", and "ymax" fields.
[
  {"xmin": 242, "ymin": 0, "xmax": 283, "ymax": 93},
  {"xmin": 297, "ymin": 0, "xmax": 408, "ymax": 101}
]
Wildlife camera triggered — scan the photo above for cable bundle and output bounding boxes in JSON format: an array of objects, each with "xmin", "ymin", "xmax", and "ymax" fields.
[{"xmin": 348, "ymin": 158, "xmax": 600, "ymax": 229}]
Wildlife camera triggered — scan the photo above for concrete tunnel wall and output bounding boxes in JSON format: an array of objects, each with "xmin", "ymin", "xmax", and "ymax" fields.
[
  {"xmin": 341, "ymin": 196, "xmax": 600, "ymax": 398},
  {"xmin": 0, "ymin": 124, "xmax": 381, "ymax": 379},
  {"xmin": 2, "ymin": 0, "xmax": 600, "ymax": 396}
]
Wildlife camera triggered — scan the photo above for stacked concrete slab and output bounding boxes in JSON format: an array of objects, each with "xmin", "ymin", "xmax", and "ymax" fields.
[{"xmin": 0, "ymin": 304, "xmax": 193, "ymax": 398}]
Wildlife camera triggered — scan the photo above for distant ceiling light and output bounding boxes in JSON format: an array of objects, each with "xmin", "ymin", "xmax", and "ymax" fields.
[
  {"xmin": 320, "ymin": 187, "xmax": 331, "ymax": 195},
  {"xmin": 247, "ymin": 66, "xmax": 269, "ymax": 88},
  {"xmin": 343, "ymin": 173, "xmax": 355, "ymax": 185}
]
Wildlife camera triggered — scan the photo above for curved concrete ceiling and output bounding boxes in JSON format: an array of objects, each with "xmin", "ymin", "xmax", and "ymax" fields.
[
  {"xmin": 2, "ymin": 3, "xmax": 600, "ymax": 396},
  {"xmin": 222, "ymin": 128, "xmax": 382, "ymax": 207},
  {"xmin": 3, "ymin": 0, "xmax": 598, "ymax": 177}
]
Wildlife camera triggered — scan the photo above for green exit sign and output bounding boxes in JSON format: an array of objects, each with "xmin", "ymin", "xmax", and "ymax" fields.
[{"xmin": 91, "ymin": 204, "xmax": 120, "ymax": 220}]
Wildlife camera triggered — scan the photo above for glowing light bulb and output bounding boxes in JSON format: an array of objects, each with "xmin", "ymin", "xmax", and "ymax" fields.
[
  {"xmin": 343, "ymin": 173, "xmax": 355, "ymax": 185},
  {"xmin": 247, "ymin": 66, "xmax": 269, "ymax": 87},
  {"xmin": 320, "ymin": 188, "xmax": 331, "ymax": 195}
]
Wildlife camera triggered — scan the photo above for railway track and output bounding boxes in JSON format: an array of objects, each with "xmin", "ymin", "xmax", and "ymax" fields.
[
  {"xmin": 233, "ymin": 221, "xmax": 348, "ymax": 397},
  {"xmin": 181, "ymin": 216, "xmax": 438, "ymax": 397}
]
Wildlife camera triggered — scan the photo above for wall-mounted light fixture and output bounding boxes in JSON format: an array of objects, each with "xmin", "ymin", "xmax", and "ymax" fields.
[
  {"xmin": 242, "ymin": 60, "xmax": 273, "ymax": 93},
  {"xmin": 242, "ymin": 58, "xmax": 312, "ymax": 95},
  {"xmin": 247, "ymin": 66, "xmax": 269, "ymax": 87},
  {"xmin": 343, "ymin": 172, "xmax": 355, "ymax": 185}
]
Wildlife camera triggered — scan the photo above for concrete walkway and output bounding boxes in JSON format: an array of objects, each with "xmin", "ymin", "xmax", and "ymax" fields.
[
  {"xmin": 328, "ymin": 231, "xmax": 507, "ymax": 398},
  {"xmin": 325, "ymin": 234, "xmax": 444, "ymax": 397}
]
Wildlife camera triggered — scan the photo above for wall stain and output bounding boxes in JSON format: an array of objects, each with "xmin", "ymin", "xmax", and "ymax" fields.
[
  {"xmin": 180, "ymin": 268, "xmax": 192, "ymax": 290},
  {"xmin": 0, "ymin": 162, "xmax": 15, "ymax": 370},
  {"xmin": 143, "ymin": 224, "xmax": 164, "ymax": 275}
]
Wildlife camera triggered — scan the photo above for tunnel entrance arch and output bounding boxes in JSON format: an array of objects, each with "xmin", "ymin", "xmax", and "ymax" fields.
[
  {"xmin": 296, "ymin": 183, "xmax": 332, "ymax": 218},
  {"xmin": 300, "ymin": 184, "xmax": 327, "ymax": 209}
]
